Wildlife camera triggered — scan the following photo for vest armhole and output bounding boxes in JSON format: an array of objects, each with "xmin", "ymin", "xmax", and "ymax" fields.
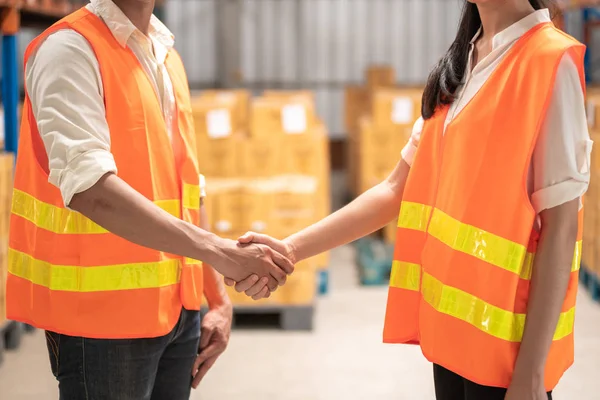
[{"xmin": 518, "ymin": 42, "xmax": 585, "ymax": 218}]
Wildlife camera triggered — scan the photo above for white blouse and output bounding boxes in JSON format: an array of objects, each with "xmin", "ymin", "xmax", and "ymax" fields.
[
  {"xmin": 25, "ymin": 0, "xmax": 178, "ymax": 206},
  {"xmin": 401, "ymin": 9, "xmax": 592, "ymax": 214}
]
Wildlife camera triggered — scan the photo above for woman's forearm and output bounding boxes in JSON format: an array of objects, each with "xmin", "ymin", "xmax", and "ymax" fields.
[
  {"xmin": 286, "ymin": 160, "xmax": 410, "ymax": 262},
  {"xmin": 199, "ymin": 203, "xmax": 232, "ymax": 310},
  {"xmin": 512, "ymin": 199, "xmax": 579, "ymax": 385}
]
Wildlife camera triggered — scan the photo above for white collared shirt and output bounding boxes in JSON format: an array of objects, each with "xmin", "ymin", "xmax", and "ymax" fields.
[
  {"xmin": 25, "ymin": 0, "xmax": 209, "ymax": 206},
  {"xmin": 401, "ymin": 9, "xmax": 592, "ymax": 214}
]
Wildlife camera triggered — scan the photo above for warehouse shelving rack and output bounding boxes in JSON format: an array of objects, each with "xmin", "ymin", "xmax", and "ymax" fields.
[
  {"xmin": 558, "ymin": 1, "xmax": 600, "ymax": 302},
  {"xmin": 1, "ymin": 0, "xmax": 72, "ymax": 155},
  {"xmin": 558, "ymin": 0, "xmax": 600, "ymax": 82},
  {"xmin": 0, "ymin": 0, "xmax": 71, "ymax": 361}
]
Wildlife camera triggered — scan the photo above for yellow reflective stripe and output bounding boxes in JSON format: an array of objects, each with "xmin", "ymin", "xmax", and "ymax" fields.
[
  {"xmin": 521, "ymin": 240, "xmax": 582, "ymax": 280},
  {"xmin": 183, "ymin": 183, "xmax": 200, "ymax": 210},
  {"xmin": 397, "ymin": 201, "xmax": 432, "ymax": 232},
  {"xmin": 572, "ymin": 240, "xmax": 583, "ymax": 272},
  {"xmin": 428, "ymin": 208, "xmax": 583, "ymax": 280},
  {"xmin": 8, "ymin": 249, "xmax": 181, "ymax": 292},
  {"xmin": 428, "ymin": 209, "xmax": 527, "ymax": 276},
  {"xmin": 390, "ymin": 261, "xmax": 421, "ymax": 291},
  {"xmin": 185, "ymin": 257, "xmax": 202, "ymax": 265},
  {"xmin": 421, "ymin": 272, "xmax": 575, "ymax": 342},
  {"xmin": 12, "ymin": 189, "xmax": 181, "ymax": 234},
  {"xmin": 155, "ymin": 199, "xmax": 182, "ymax": 219}
]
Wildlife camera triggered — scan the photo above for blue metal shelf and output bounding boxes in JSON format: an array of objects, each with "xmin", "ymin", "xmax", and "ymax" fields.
[{"xmin": 2, "ymin": 33, "xmax": 18, "ymax": 155}]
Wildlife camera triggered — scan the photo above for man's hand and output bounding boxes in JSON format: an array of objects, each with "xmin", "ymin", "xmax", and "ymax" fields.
[
  {"xmin": 212, "ymin": 237, "xmax": 294, "ymax": 291},
  {"xmin": 191, "ymin": 304, "xmax": 233, "ymax": 389},
  {"xmin": 224, "ymin": 232, "xmax": 297, "ymax": 299}
]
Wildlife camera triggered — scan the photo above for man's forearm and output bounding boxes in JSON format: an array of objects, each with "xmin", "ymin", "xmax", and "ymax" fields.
[
  {"xmin": 287, "ymin": 160, "xmax": 409, "ymax": 262},
  {"xmin": 512, "ymin": 201, "xmax": 579, "ymax": 384},
  {"xmin": 69, "ymin": 172, "xmax": 224, "ymax": 266}
]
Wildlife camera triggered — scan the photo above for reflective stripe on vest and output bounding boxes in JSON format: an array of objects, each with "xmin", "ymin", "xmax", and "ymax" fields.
[
  {"xmin": 11, "ymin": 184, "xmax": 200, "ymax": 235},
  {"xmin": 8, "ymin": 249, "xmax": 181, "ymax": 292},
  {"xmin": 395, "ymin": 201, "xmax": 582, "ymax": 282},
  {"xmin": 390, "ymin": 261, "xmax": 575, "ymax": 342}
]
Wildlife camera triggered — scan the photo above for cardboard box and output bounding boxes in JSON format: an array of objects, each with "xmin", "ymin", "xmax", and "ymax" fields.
[
  {"xmin": 366, "ymin": 65, "xmax": 395, "ymax": 88},
  {"xmin": 586, "ymin": 87, "xmax": 600, "ymax": 129},
  {"xmin": 352, "ymin": 118, "xmax": 404, "ymax": 194},
  {"xmin": 196, "ymin": 134, "xmax": 242, "ymax": 178},
  {"xmin": 344, "ymin": 86, "xmax": 370, "ymax": 135},
  {"xmin": 308, "ymin": 251, "xmax": 330, "ymax": 269},
  {"xmin": 191, "ymin": 95, "xmax": 240, "ymax": 140},
  {"xmin": 242, "ymin": 179, "xmax": 278, "ymax": 234},
  {"xmin": 383, "ymin": 221, "xmax": 397, "ymax": 244},
  {"xmin": 205, "ymin": 178, "xmax": 243, "ymax": 234},
  {"xmin": 356, "ymin": 118, "xmax": 406, "ymax": 157},
  {"xmin": 281, "ymin": 259, "xmax": 317, "ymax": 305},
  {"xmin": 250, "ymin": 97, "xmax": 317, "ymax": 138},
  {"xmin": 281, "ymin": 129, "xmax": 329, "ymax": 176},
  {"xmin": 199, "ymin": 89, "xmax": 250, "ymax": 129},
  {"xmin": 270, "ymin": 176, "xmax": 319, "ymax": 238},
  {"xmin": 371, "ymin": 88, "xmax": 422, "ymax": 131},
  {"xmin": 239, "ymin": 136, "xmax": 282, "ymax": 177}
]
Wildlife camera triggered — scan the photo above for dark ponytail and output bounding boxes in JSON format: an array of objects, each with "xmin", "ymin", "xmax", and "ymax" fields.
[{"xmin": 421, "ymin": 0, "xmax": 555, "ymax": 119}]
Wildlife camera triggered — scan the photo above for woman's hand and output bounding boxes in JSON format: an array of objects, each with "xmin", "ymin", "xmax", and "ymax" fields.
[
  {"xmin": 224, "ymin": 232, "xmax": 297, "ymax": 300},
  {"xmin": 504, "ymin": 374, "xmax": 547, "ymax": 400}
]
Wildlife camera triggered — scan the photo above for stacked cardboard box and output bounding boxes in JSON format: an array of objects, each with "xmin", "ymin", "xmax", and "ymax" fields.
[
  {"xmin": 193, "ymin": 90, "xmax": 330, "ymax": 306},
  {"xmin": 344, "ymin": 67, "xmax": 423, "ymax": 244},
  {"xmin": 583, "ymin": 88, "xmax": 600, "ymax": 281},
  {"xmin": 0, "ymin": 152, "xmax": 14, "ymax": 324}
]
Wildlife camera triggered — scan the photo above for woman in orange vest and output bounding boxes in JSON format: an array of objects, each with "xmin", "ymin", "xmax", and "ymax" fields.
[{"xmin": 229, "ymin": 0, "xmax": 590, "ymax": 399}]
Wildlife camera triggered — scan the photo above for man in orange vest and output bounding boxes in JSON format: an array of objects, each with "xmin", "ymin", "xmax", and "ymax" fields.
[{"xmin": 6, "ymin": 0, "xmax": 292, "ymax": 398}]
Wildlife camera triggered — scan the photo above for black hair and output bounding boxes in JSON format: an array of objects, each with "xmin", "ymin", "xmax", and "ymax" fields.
[{"xmin": 421, "ymin": 0, "xmax": 555, "ymax": 119}]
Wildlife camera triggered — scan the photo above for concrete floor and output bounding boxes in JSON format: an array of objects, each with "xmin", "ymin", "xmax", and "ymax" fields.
[{"xmin": 1, "ymin": 245, "xmax": 600, "ymax": 399}]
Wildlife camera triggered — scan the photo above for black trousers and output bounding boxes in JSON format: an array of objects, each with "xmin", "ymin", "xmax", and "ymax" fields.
[{"xmin": 433, "ymin": 364, "xmax": 553, "ymax": 400}]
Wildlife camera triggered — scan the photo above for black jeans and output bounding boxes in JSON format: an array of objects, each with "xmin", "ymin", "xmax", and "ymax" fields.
[
  {"xmin": 45, "ymin": 308, "xmax": 201, "ymax": 400},
  {"xmin": 434, "ymin": 364, "xmax": 553, "ymax": 400}
]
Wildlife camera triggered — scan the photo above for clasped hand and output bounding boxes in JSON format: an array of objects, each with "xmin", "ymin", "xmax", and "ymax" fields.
[{"xmin": 223, "ymin": 232, "xmax": 296, "ymax": 299}]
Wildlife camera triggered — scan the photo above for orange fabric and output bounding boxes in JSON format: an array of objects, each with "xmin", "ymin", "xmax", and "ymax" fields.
[
  {"xmin": 383, "ymin": 23, "xmax": 585, "ymax": 390},
  {"xmin": 6, "ymin": 8, "xmax": 203, "ymax": 339}
]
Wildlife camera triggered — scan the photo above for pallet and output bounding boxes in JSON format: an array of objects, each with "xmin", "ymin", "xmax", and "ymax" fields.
[
  {"xmin": 232, "ymin": 305, "xmax": 314, "ymax": 331},
  {"xmin": 200, "ymin": 304, "xmax": 315, "ymax": 331},
  {"xmin": 355, "ymin": 238, "xmax": 393, "ymax": 286}
]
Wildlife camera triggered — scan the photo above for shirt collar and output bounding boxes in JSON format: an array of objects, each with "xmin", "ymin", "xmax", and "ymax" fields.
[
  {"xmin": 470, "ymin": 8, "xmax": 551, "ymax": 50},
  {"xmin": 90, "ymin": 0, "xmax": 174, "ymax": 52}
]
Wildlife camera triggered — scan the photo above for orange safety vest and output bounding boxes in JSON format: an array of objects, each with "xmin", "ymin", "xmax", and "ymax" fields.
[
  {"xmin": 383, "ymin": 23, "xmax": 585, "ymax": 390},
  {"xmin": 6, "ymin": 8, "xmax": 203, "ymax": 339}
]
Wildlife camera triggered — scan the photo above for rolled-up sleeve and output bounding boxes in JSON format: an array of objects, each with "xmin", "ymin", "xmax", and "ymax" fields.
[
  {"xmin": 25, "ymin": 29, "xmax": 117, "ymax": 207},
  {"xmin": 199, "ymin": 174, "xmax": 207, "ymax": 198},
  {"xmin": 531, "ymin": 52, "xmax": 592, "ymax": 213},
  {"xmin": 401, "ymin": 117, "xmax": 424, "ymax": 167}
]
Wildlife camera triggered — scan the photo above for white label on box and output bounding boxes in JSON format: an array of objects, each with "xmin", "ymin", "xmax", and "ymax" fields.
[
  {"xmin": 206, "ymin": 109, "xmax": 232, "ymax": 138},
  {"xmin": 587, "ymin": 100, "xmax": 596, "ymax": 128},
  {"xmin": 391, "ymin": 97, "xmax": 413, "ymax": 124},
  {"xmin": 282, "ymin": 104, "xmax": 307, "ymax": 134},
  {"xmin": 214, "ymin": 220, "xmax": 232, "ymax": 233},
  {"xmin": 251, "ymin": 221, "xmax": 267, "ymax": 233}
]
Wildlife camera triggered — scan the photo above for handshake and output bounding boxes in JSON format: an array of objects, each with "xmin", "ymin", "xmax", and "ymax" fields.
[{"xmin": 212, "ymin": 232, "xmax": 297, "ymax": 300}]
